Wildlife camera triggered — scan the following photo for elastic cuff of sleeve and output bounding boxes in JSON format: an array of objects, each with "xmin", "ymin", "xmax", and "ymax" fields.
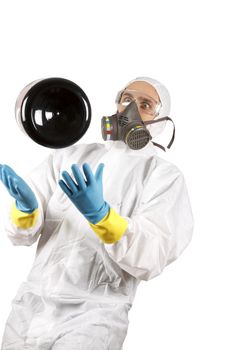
[
  {"xmin": 11, "ymin": 202, "xmax": 39, "ymax": 229},
  {"xmin": 89, "ymin": 208, "xmax": 128, "ymax": 244}
]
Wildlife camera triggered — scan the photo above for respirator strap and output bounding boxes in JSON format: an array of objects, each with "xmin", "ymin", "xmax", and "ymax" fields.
[
  {"xmin": 151, "ymin": 141, "xmax": 166, "ymax": 152},
  {"xmin": 144, "ymin": 116, "xmax": 175, "ymax": 152}
]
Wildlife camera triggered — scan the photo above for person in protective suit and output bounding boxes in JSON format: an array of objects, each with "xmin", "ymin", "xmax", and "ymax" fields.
[{"xmin": 0, "ymin": 77, "xmax": 194, "ymax": 350}]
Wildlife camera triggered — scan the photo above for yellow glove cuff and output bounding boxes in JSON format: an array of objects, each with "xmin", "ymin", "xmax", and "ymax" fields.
[
  {"xmin": 11, "ymin": 202, "xmax": 39, "ymax": 229},
  {"xmin": 89, "ymin": 208, "xmax": 128, "ymax": 244}
]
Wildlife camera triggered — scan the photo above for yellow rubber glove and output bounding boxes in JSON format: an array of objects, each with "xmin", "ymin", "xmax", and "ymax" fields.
[
  {"xmin": 11, "ymin": 202, "xmax": 39, "ymax": 229},
  {"xmin": 89, "ymin": 208, "xmax": 128, "ymax": 244}
]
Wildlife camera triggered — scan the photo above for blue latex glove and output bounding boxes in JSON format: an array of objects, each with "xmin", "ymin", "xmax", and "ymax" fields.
[
  {"xmin": 0, "ymin": 164, "xmax": 38, "ymax": 213},
  {"xmin": 59, "ymin": 163, "xmax": 110, "ymax": 224}
]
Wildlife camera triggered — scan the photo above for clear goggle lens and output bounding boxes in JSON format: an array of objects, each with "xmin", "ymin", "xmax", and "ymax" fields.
[{"xmin": 117, "ymin": 89, "xmax": 161, "ymax": 117}]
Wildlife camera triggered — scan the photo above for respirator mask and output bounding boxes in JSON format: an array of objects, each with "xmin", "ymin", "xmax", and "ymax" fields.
[{"xmin": 101, "ymin": 89, "xmax": 175, "ymax": 151}]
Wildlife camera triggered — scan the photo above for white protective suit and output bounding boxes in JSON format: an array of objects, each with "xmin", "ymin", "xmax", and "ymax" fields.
[{"xmin": 1, "ymin": 140, "xmax": 193, "ymax": 350}]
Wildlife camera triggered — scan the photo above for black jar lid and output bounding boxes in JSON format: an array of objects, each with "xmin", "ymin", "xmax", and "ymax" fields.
[{"xmin": 18, "ymin": 77, "xmax": 91, "ymax": 148}]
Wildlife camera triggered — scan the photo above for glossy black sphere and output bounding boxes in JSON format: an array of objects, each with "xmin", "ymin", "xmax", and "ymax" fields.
[{"xmin": 19, "ymin": 78, "xmax": 91, "ymax": 148}]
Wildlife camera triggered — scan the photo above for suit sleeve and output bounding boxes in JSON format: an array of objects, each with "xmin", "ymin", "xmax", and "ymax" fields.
[{"xmin": 104, "ymin": 162, "xmax": 194, "ymax": 281}]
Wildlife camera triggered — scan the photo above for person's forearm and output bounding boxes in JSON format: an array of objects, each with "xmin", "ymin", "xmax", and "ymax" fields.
[
  {"xmin": 89, "ymin": 208, "xmax": 128, "ymax": 244},
  {"xmin": 5, "ymin": 202, "xmax": 44, "ymax": 246}
]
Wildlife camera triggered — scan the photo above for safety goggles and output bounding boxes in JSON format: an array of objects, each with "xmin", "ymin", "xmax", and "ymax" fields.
[{"xmin": 116, "ymin": 89, "xmax": 162, "ymax": 117}]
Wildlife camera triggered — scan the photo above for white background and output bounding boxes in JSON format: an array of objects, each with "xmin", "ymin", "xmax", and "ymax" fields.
[{"xmin": 0, "ymin": 0, "xmax": 232, "ymax": 349}]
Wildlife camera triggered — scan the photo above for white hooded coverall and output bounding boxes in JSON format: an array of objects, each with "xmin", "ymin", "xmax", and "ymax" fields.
[{"xmin": 1, "ymin": 139, "xmax": 193, "ymax": 350}]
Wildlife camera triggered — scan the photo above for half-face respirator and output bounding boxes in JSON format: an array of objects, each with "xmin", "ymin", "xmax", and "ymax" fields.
[{"xmin": 101, "ymin": 101, "xmax": 175, "ymax": 151}]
